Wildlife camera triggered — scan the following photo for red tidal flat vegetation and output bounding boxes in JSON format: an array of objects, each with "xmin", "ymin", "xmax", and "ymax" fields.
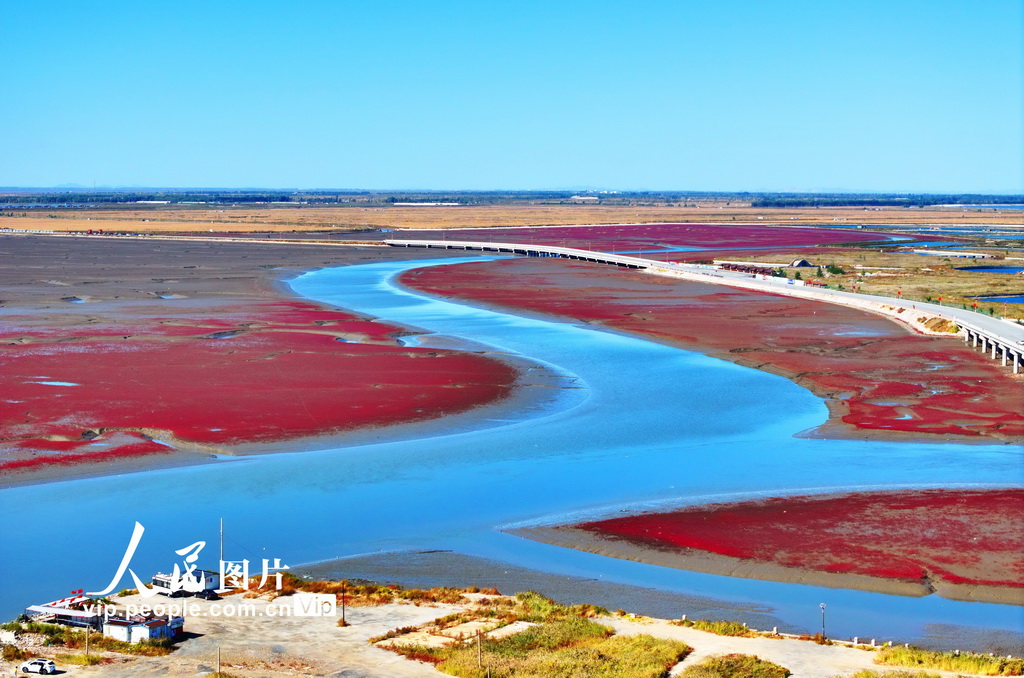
[
  {"xmin": 0, "ymin": 300, "xmax": 516, "ymax": 474},
  {"xmin": 400, "ymin": 222, "xmax": 899, "ymax": 252},
  {"xmin": 401, "ymin": 259, "xmax": 1024, "ymax": 441},
  {"xmin": 574, "ymin": 489, "xmax": 1024, "ymax": 589}
]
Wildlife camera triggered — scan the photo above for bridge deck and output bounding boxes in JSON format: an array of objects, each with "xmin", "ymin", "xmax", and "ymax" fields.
[{"xmin": 387, "ymin": 238, "xmax": 1024, "ymax": 374}]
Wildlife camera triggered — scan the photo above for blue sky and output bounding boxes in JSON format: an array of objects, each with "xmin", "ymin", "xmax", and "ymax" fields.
[{"xmin": 2, "ymin": 1, "xmax": 1021, "ymax": 192}]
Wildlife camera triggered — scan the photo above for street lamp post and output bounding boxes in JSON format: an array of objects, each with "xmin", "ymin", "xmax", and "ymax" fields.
[{"xmin": 820, "ymin": 603, "xmax": 827, "ymax": 639}]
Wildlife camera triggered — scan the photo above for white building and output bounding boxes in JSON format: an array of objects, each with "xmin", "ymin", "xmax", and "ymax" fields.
[{"xmin": 103, "ymin": 616, "xmax": 184, "ymax": 643}]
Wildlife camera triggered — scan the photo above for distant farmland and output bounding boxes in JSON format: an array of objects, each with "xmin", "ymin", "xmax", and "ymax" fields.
[{"xmin": 2, "ymin": 202, "xmax": 1022, "ymax": 233}]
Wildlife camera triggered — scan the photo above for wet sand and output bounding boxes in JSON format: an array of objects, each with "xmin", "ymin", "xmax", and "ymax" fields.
[
  {"xmin": 294, "ymin": 550, "xmax": 793, "ymax": 633},
  {"xmin": 512, "ymin": 489, "xmax": 1024, "ymax": 606},
  {"xmin": 0, "ymin": 235, "xmax": 559, "ymax": 487}
]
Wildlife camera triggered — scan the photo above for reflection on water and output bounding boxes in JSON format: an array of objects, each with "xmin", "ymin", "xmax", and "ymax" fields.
[{"xmin": 1, "ymin": 257, "xmax": 1021, "ymax": 648}]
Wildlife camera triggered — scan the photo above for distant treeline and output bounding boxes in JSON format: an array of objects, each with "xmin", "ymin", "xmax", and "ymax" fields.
[
  {"xmin": 750, "ymin": 194, "xmax": 1024, "ymax": 208},
  {"xmin": 0, "ymin": 190, "xmax": 575, "ymax": 206},
  {"xmin": 1, "ymin": 189, "xmax": 1020, "ymax": 208},
  {"xmin": 0, "ymin": 191, "xmax": 300, "ymax": 205}
]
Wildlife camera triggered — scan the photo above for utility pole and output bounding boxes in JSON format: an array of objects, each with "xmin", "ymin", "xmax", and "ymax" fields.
[{"xmin": 820, "ymin": 603, "xmax": 827, "ymax": 639}]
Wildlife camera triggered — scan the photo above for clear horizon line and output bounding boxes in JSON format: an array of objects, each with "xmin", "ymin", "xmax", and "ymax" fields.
[{"xmin": 1, "ymin": 186, "xmax": 1022, "ymax": 197}]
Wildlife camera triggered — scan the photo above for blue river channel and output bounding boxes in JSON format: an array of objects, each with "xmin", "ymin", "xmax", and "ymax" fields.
[{"xmin": 1, "ymin": 257, "xmax": 1022, "ymax": 644}]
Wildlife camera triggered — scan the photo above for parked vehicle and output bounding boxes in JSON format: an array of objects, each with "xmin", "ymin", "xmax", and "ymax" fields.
[
  {"xmin": 195, "ymin": 589, "xmax": 220, "ymax": 600},
  {"xmin": 19, "ymin": 658, "xmax": 57, "ymax": 674}
]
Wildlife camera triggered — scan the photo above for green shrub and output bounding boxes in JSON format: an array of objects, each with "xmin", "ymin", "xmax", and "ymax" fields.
[
  {"xmin": 512, "ymin": 591, "xmax": 607, "ymax": 622},
  {"xmin": 16, "ymin": 625, "xmax": 175, "ymax": 657},
  {"xmin": 485, "ymin": 618, "xmax": 611, "ymax": 657},
  {"xmin": 23, "ymin": 621, "xmax": 65, "ymax": 636},
  {"xmin": 876, "ymin": 646, "xmax": 1024, "ymax": 675},
  {"xmin": 1, "ymin": 644, "xmax": 28, "ymax": 661},
  {"xmin": 679, "ymin": 654, "xmax": 790, "ymax": 678},
  {"xmin": 432, "ymin": 627, "xmax": 688, "ymax": 678},
  {"xmin": 383, "ymin": 589, "xmax": 671, "ymax": 677}
]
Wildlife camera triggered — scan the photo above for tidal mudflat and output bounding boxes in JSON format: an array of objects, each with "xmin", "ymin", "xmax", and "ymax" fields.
[
  {"xmin": 517, "ymin": 488, "xmax": 1024, "ymax": 605},
  {"xmin": 0, "ymin": 237, "xmax": 528, "ymax": 487},
  {"xmin": 2, "ymin": 240, "xmax": 1022, "ymax": 652}
]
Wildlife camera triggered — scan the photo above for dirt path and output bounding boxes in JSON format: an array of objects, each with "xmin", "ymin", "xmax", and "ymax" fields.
[
  {"xmin": 604, "ymin": 615, "xmax": 975, "ymax": 678},
  {"xmin": 3, "ymin": 596, "xmax": 997, "ymax": 677},
  {"xmin": 20, "ymin": 596, "xmax": 462, "ymax": 677}
]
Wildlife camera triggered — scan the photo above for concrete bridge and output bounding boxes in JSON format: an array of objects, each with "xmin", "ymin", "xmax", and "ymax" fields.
[
  {"xmin": 387, "ymin": 238, "xmax": 1024, "ymax": 374},
  {"xmin": 387, "ymin": 238, "xmax": 650, "ymax": 269},
  {"xmin": 963, "ymin": 326, "xmax": 1023, "ymax": 374}
]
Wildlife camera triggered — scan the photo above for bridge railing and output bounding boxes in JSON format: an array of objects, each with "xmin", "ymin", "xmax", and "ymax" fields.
[{"xmin": 387, "ymin": 238, "xmax": 1024, "ymax": 374}]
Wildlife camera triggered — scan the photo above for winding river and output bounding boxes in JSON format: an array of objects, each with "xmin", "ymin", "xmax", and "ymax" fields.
[{"xmin": 1, "ymin": 257, "xmax": 1022, "ymax": 647}]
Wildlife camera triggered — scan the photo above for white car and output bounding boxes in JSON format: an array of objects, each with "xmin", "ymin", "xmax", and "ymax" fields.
[{"xmin": 19, "ymin": 658, "xmax": 57, "ymax": 674}]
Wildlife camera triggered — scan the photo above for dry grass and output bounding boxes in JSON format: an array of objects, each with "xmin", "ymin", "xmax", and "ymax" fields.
[
  {"xmin": 874, "ymin": 646, "xmax": 1024, "ymax": 675},
  {"xmin": 669, "ymin": 619, "xmax": 757, "ymax": 637},
  {"xmin": 245, "ymin": 573, "xmax": 500, "ymax": 607},
  {"xmin": 375, "ymin": 591, "xmax": 682, "ymax": 678},
  {"xmin": 677, "ymin": 653, "xmax": 790, "ymax": 677},
  {"xmin": 388, "ymin": 617, "xmax": 688, "ymax": 678},
  {"xmin": 3, "ymin": 203, "xmax": 1022, "ymax": 234}
]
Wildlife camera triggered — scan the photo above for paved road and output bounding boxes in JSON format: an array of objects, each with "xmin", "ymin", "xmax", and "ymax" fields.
[{"xmin": 660, "ymin": 259, "xmax": 1024, "ymax": 345}]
